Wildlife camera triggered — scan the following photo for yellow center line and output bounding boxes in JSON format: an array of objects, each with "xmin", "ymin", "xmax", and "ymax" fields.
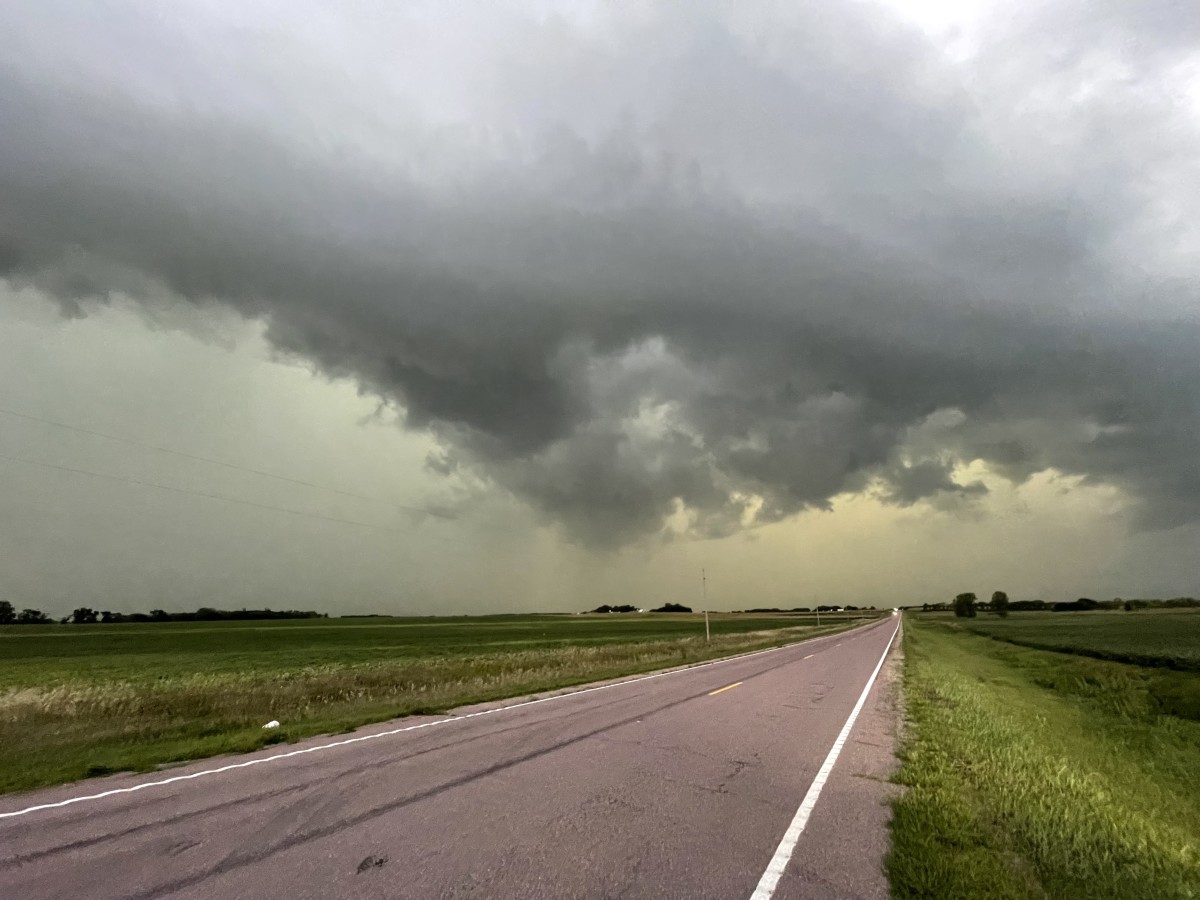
[{"xmin": 708, "ymin": 681, "xmax": 743, "ymax": 696}]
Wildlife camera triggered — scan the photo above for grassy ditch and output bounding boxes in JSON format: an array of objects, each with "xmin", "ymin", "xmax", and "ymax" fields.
[
  {"xmin": 0, "ymin": 613, "xmax": 867, "ymax": 794},
  {"xmin": 888, "ymin": 618, "xmax": 1200, "ymax": 900}
]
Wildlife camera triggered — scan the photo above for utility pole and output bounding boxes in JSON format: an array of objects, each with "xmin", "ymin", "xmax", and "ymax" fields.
[{"xmin": 702, "ymin": 568, "xmax": 710, "ymax": 642}]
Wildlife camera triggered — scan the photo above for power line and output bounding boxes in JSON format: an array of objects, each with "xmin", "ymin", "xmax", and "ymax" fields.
[
  {"xmin": 0, "ymin": 451, "xmax": 457, "ymax": 540},
  {"xmin": 0, "ymin": 406, "xmax": 455, "ymax": 520}
]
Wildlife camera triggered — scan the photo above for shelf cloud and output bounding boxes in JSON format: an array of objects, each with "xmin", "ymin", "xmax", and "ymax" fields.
[{"xmin": 2, "ymin": 0, "xmax": 1197, "ymax": 547}]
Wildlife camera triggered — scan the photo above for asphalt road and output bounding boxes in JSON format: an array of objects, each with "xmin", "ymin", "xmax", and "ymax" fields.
[{"xmin": 1, "ymin": 618, "xmax": 902, "ymax": 900}]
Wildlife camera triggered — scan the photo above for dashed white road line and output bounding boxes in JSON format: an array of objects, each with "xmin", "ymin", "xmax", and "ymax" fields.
[
  {"xmin": 748, "ymin": 620, "xmax": 900, "ymax": 900},
  {"xmin": 0, "ymin": 621, "xmax": 885, "ymax": 822}
]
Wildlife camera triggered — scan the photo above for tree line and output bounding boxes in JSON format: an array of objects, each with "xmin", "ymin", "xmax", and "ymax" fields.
[
  {"xmin": 916, "ymin": 594, "xmax": 1200, "ymax": 618},
  {"xmin": 0, "ymin": 602, "xmax": 326, "ymax": 625},
  {"xmin": 737, "ymin": 605, "xmax": 877, "ymax": 613},
  {"xmin": 588, "ymin": 603, "xmax": 696, "ymax": 613}
]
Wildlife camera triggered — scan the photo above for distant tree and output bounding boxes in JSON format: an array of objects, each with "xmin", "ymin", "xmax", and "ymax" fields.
[
  {"xmin": 953, "ymin": 593, "xmax": 978, "ymax": 618},
  {"xmin": 1010, "ymin": 600, "xmax": 1047, "ymax": 611},
  {"xmin": 70, "ymin": 607, "xmax": 100, "ymax": 624},
  {"xmin": 16, "ymin": 608, "xmax": 51, "ymax": 624},
  {"xmin": 991, "ymin": 591, "xmax": 1010, "ymax": 618},
  {"xmin": 99, "ymin": 610, "xmax": 122, "ymax": 623},
  {"xmin": 1052, "ymin": 598, "xmax": 1100, "ymax": 612},
  {"xmin": 651, "ymin": 603, "xmax": 692, "ymax": 613},
  {"xmin": 149, "ymin": 609, "xmax": 170, "ymax": 622},
  {"xmin": 0, "ymin": 600, "xmax": 15, "ymax": 625}
]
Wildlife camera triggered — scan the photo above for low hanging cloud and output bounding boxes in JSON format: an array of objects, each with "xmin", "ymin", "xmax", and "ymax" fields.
[{"xmin": 1, "ymin": 0, "xmax": 1198, "ymax": 546}]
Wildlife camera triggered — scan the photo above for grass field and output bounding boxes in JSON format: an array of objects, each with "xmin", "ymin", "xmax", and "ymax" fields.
[
  {"xmin": 888, "ymin": 616, "xmax": 1200, "ymax": 899},
  {"xmin": 0, "ymin": 612, "xmax": 870, "ymax": 795},
  {"xmin": 956, "ymin": 610, "xmax": 1200, "ymax": 670}
]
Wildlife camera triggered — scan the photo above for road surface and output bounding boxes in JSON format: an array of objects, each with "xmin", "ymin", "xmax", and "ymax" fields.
[{"xmin": 1, "ymin": 618, "xmax": 902, "ymax": 899}]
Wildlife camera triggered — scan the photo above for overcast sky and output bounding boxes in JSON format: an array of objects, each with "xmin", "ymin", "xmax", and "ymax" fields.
[{"xmin": 2, "ymin": 0, "xmax": 1198, "ymax": 616}]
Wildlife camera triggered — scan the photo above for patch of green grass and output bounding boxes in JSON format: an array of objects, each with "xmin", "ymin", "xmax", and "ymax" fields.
[
  {"xmin": 957, "ymin": 609, "xmax": 1200, "ymax": 670},
  {"xmin": 888, "ymin": 618, "xmax": 1200, "ymax": 899},
  {"xmin": 0, "ymin": 613, "xmax": 870, "ymax": 794}
]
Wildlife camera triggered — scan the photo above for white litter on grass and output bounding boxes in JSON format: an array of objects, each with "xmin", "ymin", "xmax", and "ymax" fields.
[{"xmin": 262, "ymin": 720, "xmax": 280, "ymax": 729}]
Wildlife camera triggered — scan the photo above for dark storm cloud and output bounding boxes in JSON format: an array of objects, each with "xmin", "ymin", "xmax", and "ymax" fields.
[
  {"xmin": 1, "ymin": 0, "xmax": 1197, "ymax": 546},
  {"xmin": 881, "ymin": 459, "xmax": 988, "ymax": 508}
]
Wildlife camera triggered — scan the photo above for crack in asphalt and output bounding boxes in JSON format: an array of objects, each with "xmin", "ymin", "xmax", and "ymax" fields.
[{"xmin": 0, "ymin": 784, "xmax": 310, "ymax": 871}]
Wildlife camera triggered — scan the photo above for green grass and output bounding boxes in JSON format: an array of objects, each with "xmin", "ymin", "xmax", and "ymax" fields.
[
  {"xmin": 0, "ymin": 612, "xmax": 870, "ymax": 795},
  {"xmin": 888, "ymin": 617, "xmax": 1200, "ymax": 899},
  {"xmin": 957, "ymin": 609, "xmax": 1200, "ymax": 670}
]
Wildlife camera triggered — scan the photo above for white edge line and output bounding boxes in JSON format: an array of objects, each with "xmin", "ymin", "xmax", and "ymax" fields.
[
  {"xmin": 0, "ymin": 620, "xmax": 885, "ymax": 822},
  {"xmin": 748, "ymin": 620, "xmax": 901, "ymax": 900}
]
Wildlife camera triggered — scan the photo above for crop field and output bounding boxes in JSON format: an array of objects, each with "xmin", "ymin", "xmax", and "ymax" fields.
[
  {"xmin": 889, "ymin": 616, "xmax": 1200, "ymax": 899},
  {"xmin": 956, "ymin": 609, "xmax": 1200, "ymax": 670},
  {"xmin": 0, "ymin": 612, "xmax": 871, "ymax": 794}
]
